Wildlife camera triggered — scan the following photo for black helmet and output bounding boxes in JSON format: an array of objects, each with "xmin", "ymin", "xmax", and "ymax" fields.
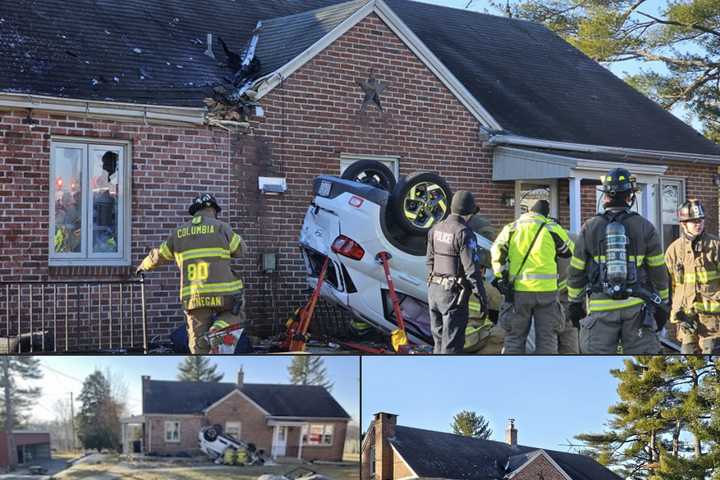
[
  {"xmin": 601, "ymin": 168, "xmax": 636, "ymax": 195},
  {"xmin": 189, "ymin": 193, "xmax": 221, "ymax": 216},
  {"xmin": 451, "ymin": 191, "xmax": 479, "ymax": 215},
  {"xmin": 678, "ymin": 198, "xmax": 705, "ymax": 222}
]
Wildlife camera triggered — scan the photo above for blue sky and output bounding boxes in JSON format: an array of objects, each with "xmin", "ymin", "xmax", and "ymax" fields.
[
  {"xmin": 30, "ymin": 356, "xmax": 359, "ymax": 423},
  {"xmin": 362, "ymin": 356, "xmax": 629, "ymax": 452}
]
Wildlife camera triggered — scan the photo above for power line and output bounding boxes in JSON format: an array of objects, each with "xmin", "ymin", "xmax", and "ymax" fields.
[{"xmin": 39, "ymin": 364, "xmax": 84, "ymax": 384}]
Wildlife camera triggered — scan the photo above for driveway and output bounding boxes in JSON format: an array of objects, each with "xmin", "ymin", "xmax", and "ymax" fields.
[{"xmin": 0, "ymin": 459, "xmax": 70, "ymax": 479}]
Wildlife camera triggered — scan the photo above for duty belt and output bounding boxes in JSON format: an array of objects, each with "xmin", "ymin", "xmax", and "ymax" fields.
[{"xmin": 430, "ymin": 275, "xmax": 458, "ymax": 288}]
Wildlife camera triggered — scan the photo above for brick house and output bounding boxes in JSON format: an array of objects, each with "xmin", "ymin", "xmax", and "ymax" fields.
[
  {"xmin": 361, "ymin": 413, "xmax": 622, "ymax": 480},
  {"xmin": 1, "ymin": 0, "xmax": 718, "ymax": 347},
  {"xmin": 121, "ymin": 370, "xmax": 350, "ymax": 460},
  {"xmin": 0, "ymin": 431, "xmax": 51, "ymax": 470}
]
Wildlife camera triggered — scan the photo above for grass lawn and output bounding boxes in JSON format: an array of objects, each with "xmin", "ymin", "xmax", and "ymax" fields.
[{"xmin": 55, "ymin": 461, "xmax": 358, "ymax": 480}]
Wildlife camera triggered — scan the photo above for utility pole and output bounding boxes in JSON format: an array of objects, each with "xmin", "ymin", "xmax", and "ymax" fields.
[
  {"xmin": 3, "ymin": 357, "xmax": 16, "ymax": 471},
  {"xmin": 70, "ymin": 391, "xmax": 76, "ymax": 451}
]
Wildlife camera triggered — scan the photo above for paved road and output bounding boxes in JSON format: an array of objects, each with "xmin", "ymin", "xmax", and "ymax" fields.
[{"xmin": 0, "ymin": 459, "xmax": 69, "ymax": 479}]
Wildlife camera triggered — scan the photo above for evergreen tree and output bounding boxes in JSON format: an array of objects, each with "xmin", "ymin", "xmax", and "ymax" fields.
[
  {"xmin": 497, "ymin": 0, "xmax": 720, "ymax": 142},
  {"xmin": 177, "ymin": 357, "xmax": 224, "ymax": 382},
  {"xmin": 0, "ymin": 357, "xmax": 42, "ymax": 428},
  {"xmin": 287, "ymin": 357, "xmax": 333, "ymax": 391},
  {"xmin": 576, "ymin": 356, "xmax": 716, "ymax": 479},
  {"xmin": 450, "ymin": 410, "xmax": 493, "ymax": 439},
  {"xmin": 76, "ymin": 370, "xmax": 121, "ymax": 452}
]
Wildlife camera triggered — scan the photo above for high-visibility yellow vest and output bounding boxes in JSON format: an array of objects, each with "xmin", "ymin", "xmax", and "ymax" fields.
[{"xmin": 491, "ymin": 213, "xmax": 573, "ymax": 293}]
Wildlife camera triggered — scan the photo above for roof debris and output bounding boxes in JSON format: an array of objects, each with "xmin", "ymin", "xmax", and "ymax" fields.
[
  {"xmin": 206, "ymin": 21, "xmax": 263, "ymax": 125},
  {"xmin": 132, "ymin": 47, "xmax": 142, "ymax": 54}
]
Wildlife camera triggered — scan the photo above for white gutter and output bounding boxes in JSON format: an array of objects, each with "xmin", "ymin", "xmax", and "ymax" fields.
[
  {"xmin": 489, "ymin": 133, "xmax": 720, "ymax": 164},
  {"xmin": 0, "ymin": 92, "xmax": 206, "ymax": 126}
]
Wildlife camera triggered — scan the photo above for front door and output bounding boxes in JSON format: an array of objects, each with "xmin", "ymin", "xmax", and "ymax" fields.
[{"xmin": 272, "ymin": 426, "xmax": 287, "ymax": 457}]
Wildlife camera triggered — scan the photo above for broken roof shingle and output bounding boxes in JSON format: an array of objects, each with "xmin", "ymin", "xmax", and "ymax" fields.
[
  {"xmin": 390, "ymin": 425, "xmax": 623, "ymax": 480},
  {"xmin": 142, "ymin": 379, "xmax": 350, "ymax": 419}
]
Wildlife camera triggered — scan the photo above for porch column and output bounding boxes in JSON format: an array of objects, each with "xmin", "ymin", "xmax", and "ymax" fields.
[
  {"xmin": 298, "ymin": 424, "xmax": 306, "ymax": 460},
  {"xmin": 569, "ymin": 175, "xmax": 582, "ymax": 234}
]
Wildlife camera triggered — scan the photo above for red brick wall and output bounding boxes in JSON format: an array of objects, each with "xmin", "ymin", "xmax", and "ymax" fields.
[
  {"xmin": 234, "ymin": 13, "xmax": 513, "ymax": 325},
  {"xmin": 205, "ymin": 391, "xmax": 273, "ymax": 454},
  {"xmin": 146, "ymin": 415, "xmax": 205, "ymax": 455},
  {"xmin": 511, "ymin": 453, "xmax": 568, "ymax": 480},
  {"xmin": 666, "ymin": 162, "xmax": 718, "ymax": 236}
]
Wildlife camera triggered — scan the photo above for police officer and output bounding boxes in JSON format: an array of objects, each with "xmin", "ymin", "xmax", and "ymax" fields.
[
  {"xmin": 136, "ymin": 193, "xmax": 245, "ymax": 353},
  {"xmin": 491, "ymin": 200, "xmax": 573, "ymax": 354},
  {"xmin": 665, "ymin": 199, "xmax": 720, "ymax": 353},
  {"xmin": 567, "ymin": 168, "xmax": 669, "ymax": 354},
  {"xmin": 426, "ymin": 191, "xmax": 488, "ymax": 354}
]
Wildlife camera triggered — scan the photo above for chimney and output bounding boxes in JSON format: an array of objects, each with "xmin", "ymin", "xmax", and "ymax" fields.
[
  {"xmin": 505, "ymin": 418, "xmax": 518, "ymax": 447},
  {"xmin": 237, "ymin": 366, "xmax": 244, "ymax": 388},
  {"xmin": 374, "ymin": 412, "xmax": 397, "ymax": 480}
]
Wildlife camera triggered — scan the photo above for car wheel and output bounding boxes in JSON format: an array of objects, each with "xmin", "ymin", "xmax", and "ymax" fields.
[
  {"xmin": 204, "ymin": 425, "xmax": 222, "ymax": 442},
  {"xmin": 341, "ymin": 160, "xmax": 397, "ymax": 191},
  {"xmin": 467, "ymin": 214, "xmax": 497, "ymax": 240},
  {"xmin": 391, "ymin": 172, "xmax": 452, "ymax": 235}
]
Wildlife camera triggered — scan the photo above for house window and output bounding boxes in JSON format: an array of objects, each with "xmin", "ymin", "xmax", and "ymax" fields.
[
  {"xmin": 303, "ymin": 424, "xmax": 334, "ymax": 446},
  {"xmin": 49, "ymin": 140, "xmax": 131, "ymax": 266},
  {"xmin": 340, "ymin": 154, "xmax": 400, "ymax": 180},
  {"xmin": 660, "ymin": 179, "xmax": 685, "ymax": 251},
  {"xmin": 164, "ymin": 421, "xmax": 181, "ymax": 443},
  {"xmin": 515, "ymin": 180, "xmax": 558, "ymax": 219},
  {"xmin": 225, "ymin": 422, "xmax": 242, "ymax": 440}
]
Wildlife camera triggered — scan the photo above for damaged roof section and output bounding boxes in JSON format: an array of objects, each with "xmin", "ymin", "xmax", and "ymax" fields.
[
  {"xmin": 0, "ymin": 0, "xmax": 341, "ymax": 106},
  {"xmin": 389, "ymin": 425, "xmax": 622, "ymax": 480}
]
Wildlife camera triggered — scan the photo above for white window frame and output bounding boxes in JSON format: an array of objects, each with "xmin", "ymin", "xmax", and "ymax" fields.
[
  {"xmin": 302, "ymin": 424, "xmax": 334, "ymax": 447},
  {"xmin": 225, "ymin": 421, "xmax": 242, "ymax": 440},
  {"xmin": 658, "ymin": 177, "xmax": 686, "ymax": 249},
  {"xmin": 514, "ymin": 180, "xmax": 558, "ymax": 219},
  {"xmin": 339, "ymin": 154, "xmax": 400, "ymax": 179},
  {"xmin": 164, "ymin": 421, "xmax": 181, "ymax": 443},
  {"xmin": 49, "ymin": 138, "xmax": 132, "ymax": 266}
]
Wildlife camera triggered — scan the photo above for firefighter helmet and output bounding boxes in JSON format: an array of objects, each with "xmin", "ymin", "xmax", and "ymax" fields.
[
  {"xmin": 601, "ymin": 168, "xmax": 637, "ymax": 195},
  {"xmin": 678, "ymin": 199, "xmax": 705, "ymax": 222},
  {"xmin": 189, "ymin": 193, "xmax": 221, "ymax": 216}
]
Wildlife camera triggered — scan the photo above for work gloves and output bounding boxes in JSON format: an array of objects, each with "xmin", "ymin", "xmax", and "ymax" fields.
[
  {"xmin": 491, "ymin": 275, "xmax": 511, "ymax": 302},
  {"xmin": 135, "ymin": 266, "xmax": 145, "ymax": 276},
  {"xmin": 568, "ymin": 302, "xmax": 586, "ymax": 329}
]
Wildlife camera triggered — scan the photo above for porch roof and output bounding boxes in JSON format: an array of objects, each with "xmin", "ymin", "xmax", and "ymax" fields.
[{"xmin": 492, "ymin": 146, "xmax": 668, "ymax": 182}]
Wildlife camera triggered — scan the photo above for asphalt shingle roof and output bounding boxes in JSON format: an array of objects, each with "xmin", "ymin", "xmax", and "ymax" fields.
[
  {"xmin": 390, "ymin": 425, "xmax": 623, "ymax": 480},
  {"xmin": 143, "ymin": 380, "xmax": 350, "ymax": 418},
  {"xmin": 1, "ymin": 0, "xmax": 716, "ymax": 155}
]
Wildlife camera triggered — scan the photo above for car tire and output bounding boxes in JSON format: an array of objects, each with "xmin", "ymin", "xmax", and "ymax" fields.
[
  {"xmin": 341, "ymin": 160, "xmax": 397, "ymax": 191},
  {"xmin": 391, "ymin": 171, "xmax": 452, "ymax": 236},
  {"xmin": 204, "ymin": 425, "xmax": 222, "ymax": 442}
]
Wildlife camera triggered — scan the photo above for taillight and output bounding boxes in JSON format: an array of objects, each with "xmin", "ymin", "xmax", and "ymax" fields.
[{"xmin": 331, "ymin": 235, "xmax": 365, "ymax": 260}]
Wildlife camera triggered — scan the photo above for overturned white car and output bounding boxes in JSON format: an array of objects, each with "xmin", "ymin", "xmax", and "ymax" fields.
[{"xmin": 299, "ymin": 161, "xmax": 495, "ymax": 346}]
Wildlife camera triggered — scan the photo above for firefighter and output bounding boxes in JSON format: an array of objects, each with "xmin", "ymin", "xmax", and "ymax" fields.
[
  {"xmin": 665, "ymin": 199, "xmax": 720, "ymax": 353},
  {"xmin": 426, "ymin": 191, "xmax": 488, "ymax": 354},
  {"xmin": 491, "ymin": 200, "xmax": 573, "ymax": 354},
  {"xmin": 567, "ymin": 168, "xmax": 669, "ymax": 354},
  {"xmin": 136, "ymin": 193, "xmax": 245, "ymax": 354},
  {"xmin": 556, "ymin": 235, "xmax": 579, "ymax": 354}
]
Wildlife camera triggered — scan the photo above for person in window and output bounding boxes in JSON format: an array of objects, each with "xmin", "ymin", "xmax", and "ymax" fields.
[
  {"xmin": 135, "ymin": 193, "xmax": 245, "ymax": 353},
  {"xmin": 55, "ymin": 191, "xmax": 82, "ymax": 253},
  {"xmin": 93, "ymin": 152, "xmax": 119, "ymax": 252}
]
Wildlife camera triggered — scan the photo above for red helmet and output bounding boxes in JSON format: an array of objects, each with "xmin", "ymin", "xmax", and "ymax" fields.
[{"xmin": 678, "ymin": 199, "xmax": 704, "ymax": 222}]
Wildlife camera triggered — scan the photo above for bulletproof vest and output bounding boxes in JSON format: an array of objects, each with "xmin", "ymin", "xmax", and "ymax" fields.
[{"xmin": 431, "ymin": 215, "xmax": 467, "ymax": 277}]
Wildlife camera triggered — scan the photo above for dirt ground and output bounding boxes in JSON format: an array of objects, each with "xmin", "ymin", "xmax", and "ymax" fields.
[{"xmin": 54, "ymin": 455, "xmax": 358, "ymax": 480}]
